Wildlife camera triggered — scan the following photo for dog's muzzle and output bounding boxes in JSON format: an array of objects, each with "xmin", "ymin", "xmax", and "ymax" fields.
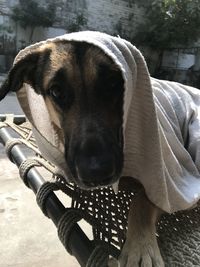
[{"xmin": 67, "ymin": 135, "xmax": 122, "ymax": 189}]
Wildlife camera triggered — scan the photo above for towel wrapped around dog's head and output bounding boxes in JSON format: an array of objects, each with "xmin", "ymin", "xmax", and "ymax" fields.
[{"xmin": 1, "ymin": 31, "xmax": 200, "ymax": 213}]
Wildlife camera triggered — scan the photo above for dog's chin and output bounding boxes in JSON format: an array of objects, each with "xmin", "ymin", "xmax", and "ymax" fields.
[
  {"xmin": 73, "ymin": 168, "xmax": 120, "ymax": 190},
  {"xmin": 75, "ymin": 179, "xmax": 119, "ymax": 190}
]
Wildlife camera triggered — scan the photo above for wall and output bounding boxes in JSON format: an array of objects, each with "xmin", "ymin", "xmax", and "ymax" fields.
[
  {"xmin": 15, "ymin": 24, "xmax": 66, "ymax": 51},
  {"xmin": 1, "ymin": 0, "xmax": 144, "ymax": 43},
  {"xmin": 0, "ymin": 0, "xmax": 144, "ymax": 71},
  {"xmin": 56, "ymin": 0, "xmax": 144, "ymax": 39}
]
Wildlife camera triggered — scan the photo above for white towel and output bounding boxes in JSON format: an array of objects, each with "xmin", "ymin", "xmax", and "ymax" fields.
[{"xmin": 15, "ymin": 31, "xmax": 200, "ymax": 213}]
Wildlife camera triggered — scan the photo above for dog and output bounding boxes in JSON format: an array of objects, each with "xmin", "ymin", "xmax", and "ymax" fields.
[{"xmin": 0, "ymin": 40, "xmax": 164, "ymax": 267}]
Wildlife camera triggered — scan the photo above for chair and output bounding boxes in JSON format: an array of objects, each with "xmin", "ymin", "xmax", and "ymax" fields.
[{"xmin": 0, "ymin": 114, "xmax": 200, "ymax": 267}]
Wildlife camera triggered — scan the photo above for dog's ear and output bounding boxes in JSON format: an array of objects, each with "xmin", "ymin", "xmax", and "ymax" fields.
[{"xmin": 0, "ymin": 48, "xmax": 51, "ymax": 101}]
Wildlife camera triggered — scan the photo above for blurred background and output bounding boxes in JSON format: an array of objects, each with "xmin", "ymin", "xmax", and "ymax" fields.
[
  {"xmin": 0, "ymin": 0, "xmax": 200, "ymax": 87},
  {"xmin": 1, "ymin": 1, "xmax": 200, "ymax": 267},
  {"xmin": 0, "ymin": 0, "xmax": 200, "ymax": 88}
]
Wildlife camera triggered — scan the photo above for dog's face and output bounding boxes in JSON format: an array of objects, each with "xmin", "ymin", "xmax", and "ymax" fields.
[{"xmin": 1, "ymin": 41, "xmax": 124, "ymax": 189}]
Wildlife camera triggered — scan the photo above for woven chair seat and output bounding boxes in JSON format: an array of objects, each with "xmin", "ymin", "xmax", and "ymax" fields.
[{"xmin": 0, "ymin": 115, "xmax": 200, "ymax": 267}]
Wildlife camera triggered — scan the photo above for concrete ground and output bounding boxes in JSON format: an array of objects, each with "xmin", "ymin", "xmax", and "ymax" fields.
[{"xmin": 0, "ymin": 93, "xmax": 81, "ymax": 266}]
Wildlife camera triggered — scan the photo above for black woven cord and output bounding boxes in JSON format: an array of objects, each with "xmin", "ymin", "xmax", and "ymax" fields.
[
  {"xmin": 57, "ymin": 209, "xmax": 82, "ymax": 254},
  {"xmin": 86, "ymin": 246, "xmax": 109, "ymax": 267},
  {"xmin": 19, "ymin": 159, "xmax": 40, "ymax": 188},
  {"xmin": 5, "ymin": 138, "xmax": 23, "ymax": 162},
  {"xmin": 36, "ymin": 181, "xmax": 59, "ymax": 217}
]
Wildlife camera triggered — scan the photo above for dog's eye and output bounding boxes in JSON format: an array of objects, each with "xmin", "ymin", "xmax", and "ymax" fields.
[
  {"xmin": 48, "ymin": 85, "xmax": 74, "ymax": 110},
  {"xmin": 110, "ymin": 81, "xmax": 118, "ymax": 90},
  {"xmin": 103, "ymin": 78, "xmax": 124, "ymax": 99},
  {"xmin": 102, "ymin": 82, "xmax": 117, "ymax": 98},
  {"xmin": 49, "ymin": 86, "xmax": 63, "ymax": 100},
  {"xmin": 97, "ymin": 66, "xmax": 124, "ymax": 100}
]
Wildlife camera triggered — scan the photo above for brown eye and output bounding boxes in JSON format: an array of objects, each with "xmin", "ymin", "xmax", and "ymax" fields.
[
  {"xmin": 109, "ymin": 81, "xmax": 118, "ymax": 91},
  {"xmin": 48, "ymin": 85, "xmax": 74, "ymax": 110},
  {"xmin": 49, "ymin": 86, "xmax": 63, "ymax": 101}
]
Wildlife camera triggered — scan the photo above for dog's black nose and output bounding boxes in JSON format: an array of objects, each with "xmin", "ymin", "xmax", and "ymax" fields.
[
  {"xmin": 76, "ymin": 154, "xmax": 114, "ymax": 186},
  {"xmin": 75, "ymin": 138, "xmax": 115, "ymax": 187},
  {"xmin": 81, "ymin": 155, "xmax": 113, "ymax": 178}
]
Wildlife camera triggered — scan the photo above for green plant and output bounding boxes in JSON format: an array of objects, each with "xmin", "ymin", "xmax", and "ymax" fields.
[
  {"xmin": 68, "ymin": 13, "xmax": 87, "ymax": 32},
  {"xmin": 11, "ymin": 0, "xmax": 57, "ymax": 42},
  {"xmin": 134, "ymin": 0, "xmax": 200, "ymax": 74},
  {"xmin": 0, "ymin": 24, "xmax": 14, "ymax": 34},
  {"xmin": 135, "ymin": 0, "xmax": 200, "ymax": 49}
]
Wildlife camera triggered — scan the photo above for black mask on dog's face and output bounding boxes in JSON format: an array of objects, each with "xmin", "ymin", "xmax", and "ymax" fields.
[{"xmin": 0, "ymin": 41, "xmax": 124, "ymax": 189}]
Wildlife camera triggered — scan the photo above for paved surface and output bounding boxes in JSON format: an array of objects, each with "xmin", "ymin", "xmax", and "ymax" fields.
[{"xmin": 0, "ymin": 92, "xmax": 81, "ymax": 266}]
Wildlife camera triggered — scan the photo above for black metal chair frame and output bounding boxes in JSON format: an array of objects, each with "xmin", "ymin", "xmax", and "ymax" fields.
[
  {"xmin": 0, "ymin": 115, "xmax": 102, "ymax": 267},
  {"xmin": 2, "ymin": 114, "xmax": 200, "ymax": 267}
]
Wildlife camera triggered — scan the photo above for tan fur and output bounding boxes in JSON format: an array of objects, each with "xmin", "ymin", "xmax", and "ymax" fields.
[
  {"xmin": 45, "ymin": 97, "xmax": 61, "ymax": 128},
  {"xmin": 22, "ymin": 42, "xmax": 164, "ymax": 267},
  {"xmin": 42, "ymin": 42, "xmax": 119, "ymax": 93},
  {"xmin": 119, "ymin": 193, "xmax": 164, "ymax": 267},
  {"xmin": 41, "ymin": 41, "xmax": 120, "ymax": 132},
  {"xmin": 42, "ymin": 43, "xmax": 74, "ymax": 90}
]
